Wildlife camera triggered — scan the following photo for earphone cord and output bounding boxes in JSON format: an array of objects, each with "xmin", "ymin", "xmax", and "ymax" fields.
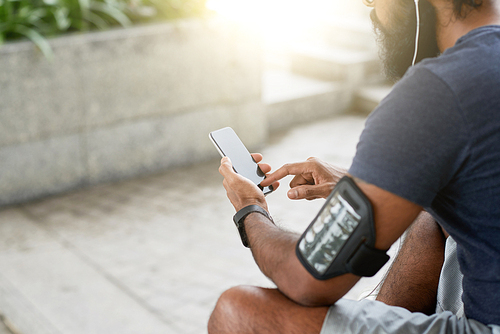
[{"xmin": 412, "ymin": 0, "xmax": 420, "ymax": 66}]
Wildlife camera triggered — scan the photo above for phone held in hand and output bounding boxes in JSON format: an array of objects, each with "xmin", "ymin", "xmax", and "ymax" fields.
[{"xmin": 209, "ymin": 127, "xmax": 273, "ymax": 195}]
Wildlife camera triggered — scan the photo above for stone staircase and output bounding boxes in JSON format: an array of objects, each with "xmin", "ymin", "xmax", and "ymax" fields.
[
  {"xmin": 290, "ymin": 44, "xmax": 380, "ymax": 84},
  {"xmin": 263, "ymin": 17, "xmax": 393, "ymax": 130},
  {"xmin": 263, "ymin": 69, "xmax": 349, "ymax": 132},
  {"xmin": 352, "ymin": 84, "xmax": 394, "ymax": 114}
]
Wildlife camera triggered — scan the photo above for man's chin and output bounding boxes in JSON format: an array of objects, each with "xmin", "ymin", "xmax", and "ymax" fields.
[
  {"xmin": 374, "ymin": 32, "xmax": 416, "ymax": 82},
  {"xmin": 370, "ymin": 0, "xmax": 440, "ymax": 82}
]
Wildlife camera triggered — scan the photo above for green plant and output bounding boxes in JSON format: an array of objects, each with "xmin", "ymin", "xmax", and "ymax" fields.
[
  {"xmin": 132, "ymin": 0, "xmax": 206, "ymax": 21},
  {"xmin": 0, "ymin": 0, "xmax": 165, "ymax": 58},
  {"xmin": 0, "ymin": 0, "xmax": 206, "ymax": 59},
  {"xmin": 0, "ymin": 0, "xmax": 54, "ymax": 58},
  {"xmin": 0, "ymin": 0, "xmax": 134, "ymax": 58}
]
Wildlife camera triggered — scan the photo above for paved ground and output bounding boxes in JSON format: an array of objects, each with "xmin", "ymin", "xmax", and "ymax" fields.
[{"xmin": 0, "ymin": 115, "xmax": 399, "ymax": 334}]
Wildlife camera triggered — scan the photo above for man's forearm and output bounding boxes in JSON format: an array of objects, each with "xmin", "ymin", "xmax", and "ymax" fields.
[
  {"xmin": 245, "ymin": 213, "xmax": 299, "ymax": 279},
  {"xmin": 244, "ymin": 213, "xmax": 360, "ymax": 306}
]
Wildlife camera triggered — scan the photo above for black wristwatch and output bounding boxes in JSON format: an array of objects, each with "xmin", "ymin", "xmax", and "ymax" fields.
[{"xmin": 233, "ymin": 205, "xmax": 273, "ymax": 248}]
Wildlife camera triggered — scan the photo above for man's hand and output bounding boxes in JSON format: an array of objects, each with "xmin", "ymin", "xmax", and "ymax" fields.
[
  {"xmin": 219, "ymin": 153, "xmax": 279, "ymax": 212},
  {"xmin": 260, "ymin": 157, "xmax": 346, "ymax": 200}
]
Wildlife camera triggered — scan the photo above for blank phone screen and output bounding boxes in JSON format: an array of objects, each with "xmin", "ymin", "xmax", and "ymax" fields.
[{"xmin": 210, "ymin": 127, "xmax": 273, "ymax": 195}]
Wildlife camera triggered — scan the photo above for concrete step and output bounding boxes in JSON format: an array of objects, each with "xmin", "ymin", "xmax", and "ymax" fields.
[
  {"xmin": 352, "ymin": 84, "xmax": 394, "ymax": 114},
  {"xmin": 263, "ymin": 69, "xmax": 351, "ymax": 131},
  {"xmin": 290, "ymin": 43, "xmax": 382, "ymax": 84},
  {"xmin": 320, "ymin": 17, "xmax": 377, "ymax": 51}
]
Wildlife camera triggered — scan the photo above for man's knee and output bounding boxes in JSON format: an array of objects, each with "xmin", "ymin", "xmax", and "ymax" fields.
[
  {"xmin": 208, "ymin": 285, "xmax": 328, "ymax": 334},
  {"xmin": 208, "ymin": 285, "xmax": 259, "ymax": 334}
]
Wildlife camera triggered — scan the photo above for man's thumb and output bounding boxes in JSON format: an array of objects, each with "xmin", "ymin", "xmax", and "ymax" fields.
[{"xmin": 219, "ymin": 157, "xmax": 233, "ymax": 174}]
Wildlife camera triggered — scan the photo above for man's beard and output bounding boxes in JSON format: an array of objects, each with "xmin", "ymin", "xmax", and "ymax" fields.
[{"xmin": 371, "ymin": 0, "xmax": 440, "ymax": 82}]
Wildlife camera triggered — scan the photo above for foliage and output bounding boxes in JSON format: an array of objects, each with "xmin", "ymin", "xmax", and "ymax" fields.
[
  {"xmin": 0, "ymin": 0, "xmax": 206, "ymax": 58},
  {"xmin": 128, "ymin": 0, "xmax": 206, "ymax": 22}
]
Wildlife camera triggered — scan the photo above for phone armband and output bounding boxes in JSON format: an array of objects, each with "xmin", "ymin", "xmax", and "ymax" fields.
[{"xmin": 296, "ymin": 176, "xmax": 390, "ymax": 280}]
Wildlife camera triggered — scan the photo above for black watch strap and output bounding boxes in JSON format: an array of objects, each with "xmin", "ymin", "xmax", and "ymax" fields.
[{"xmin": 233, "ymin": 205, "xmax": 272, "ymax": 248}]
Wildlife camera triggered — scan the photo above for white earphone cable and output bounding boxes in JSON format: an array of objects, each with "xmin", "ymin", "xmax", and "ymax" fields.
[{"xmin": 412, "ymin": 0, "xmax": 420, "ymax": 66}]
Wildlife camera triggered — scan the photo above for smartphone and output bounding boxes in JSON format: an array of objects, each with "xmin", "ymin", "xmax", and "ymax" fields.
[{"xmin": 209, "ymin": 127, "xmax": 273, "ymax": 195}]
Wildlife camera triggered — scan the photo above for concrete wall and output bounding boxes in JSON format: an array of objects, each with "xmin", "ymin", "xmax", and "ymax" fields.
[{"xmin": 0, "ymin": 18, "xmax": 265, "ymax": 206}]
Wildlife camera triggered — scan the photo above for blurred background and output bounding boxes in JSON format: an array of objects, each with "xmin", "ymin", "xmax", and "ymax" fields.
[{"xmin": 0, "ymin": 1, "xmax": 394, "ymax": 333}]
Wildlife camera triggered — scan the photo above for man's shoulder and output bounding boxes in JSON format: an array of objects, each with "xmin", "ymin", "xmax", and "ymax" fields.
[
  {"xmin": 385, "ymin": 25, "xmax": 500, "ymax": 123},
  {"xmin": 414, "ymin": 26, "xmax": 500, "ymax": 90}
]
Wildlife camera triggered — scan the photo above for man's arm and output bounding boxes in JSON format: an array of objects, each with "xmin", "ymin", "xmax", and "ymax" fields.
[
  {"xmin": 376, "ymin": 211, "xmax": 446, "ymax": 315},
  {"xmin": 220, "ymin": 157, "xmax": 422, "ymax": 307}
]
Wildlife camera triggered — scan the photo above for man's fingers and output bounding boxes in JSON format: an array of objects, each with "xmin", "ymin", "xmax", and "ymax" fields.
[
  {"xmin": 259, "ymin": 163, "xmax": 272, "ymax": 174},
  {"xmin": 268, "ymin": 180, "xmax": 280, "ymax": 192},
  {"xmin": 261, "ymin": 162, "xmax": 310, "ymax": 186},
  {"xmin": 287, "ymin": 183, "xmax": 334, "ymax": 200},
  {"xmin": 287, "ymin": 185, "xmax": 323, "ymax": 200},
  {"xmin": 251, "ymin": 153, "xmax": 263, "ymax": 163},
  {"xmin": 289, "ymin": 174, "xmax": 313, "ymax": 188}
]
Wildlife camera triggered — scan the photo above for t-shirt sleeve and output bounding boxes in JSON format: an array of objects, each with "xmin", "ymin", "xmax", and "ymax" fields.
[{"xmin": 348, "ymin": 67, "xmax": 469, "ymax": 207}]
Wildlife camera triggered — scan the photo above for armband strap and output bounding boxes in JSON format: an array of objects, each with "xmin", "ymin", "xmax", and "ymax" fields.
[
  {"xmin": 346, "ymin": 243, "xmax": 390, "ymax": 277},
  {"xmin": 295, "ymin": 176, "xmax": 390, "ymax": 280},
  {"xmin": 233, "ymin": 205, "xmax": 272, "ymax": 248}
]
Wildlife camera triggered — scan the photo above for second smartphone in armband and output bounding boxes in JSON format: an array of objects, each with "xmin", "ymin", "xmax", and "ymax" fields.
[{"xmin": 209, "ymin": 127, "xmax": 273, "ymax": 195}]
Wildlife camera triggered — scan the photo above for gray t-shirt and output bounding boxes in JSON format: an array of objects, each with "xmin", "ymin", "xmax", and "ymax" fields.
[{"xmin": 349, "ymin": 26, "xmax": 500, "ymax": 325}]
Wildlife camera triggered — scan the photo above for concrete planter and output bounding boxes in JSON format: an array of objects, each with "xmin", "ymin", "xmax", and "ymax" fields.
[{"xmin": 0, "ymin": 17, "xmax": 265, "ymax": 206}]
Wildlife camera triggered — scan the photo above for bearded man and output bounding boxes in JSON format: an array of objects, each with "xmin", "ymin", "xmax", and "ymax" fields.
[{"xmin": 208, "ymin": 0, "xmax": 500, "ymax": 331}]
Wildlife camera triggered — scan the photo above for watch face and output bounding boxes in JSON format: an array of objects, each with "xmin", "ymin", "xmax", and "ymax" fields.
[{"xmin": 298, "ymin": 190, "xmax": 361, "ymax": 275}]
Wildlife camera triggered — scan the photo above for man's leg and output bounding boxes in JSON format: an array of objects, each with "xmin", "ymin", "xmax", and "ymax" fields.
[
  {"xmin": 376, "ymin": 211, "xmax": 446, "ymax": 314},
  {"xmin": 208, "ymin": 285, "xmax": 328, "ymax": 334}
]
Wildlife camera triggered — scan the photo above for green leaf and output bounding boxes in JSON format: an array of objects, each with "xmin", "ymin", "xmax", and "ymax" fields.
[
  {"xmin": 78, "ymin": 0, "xmax": 91, "ymax": 11},
  {"xmin": 18, "ymin": 6, "xmax": 32, "ymax": 19},
  {"xmin": 78, "ymin": 0, "xmax": 91, "ymax": 29},
  {"xmin": 13, "ymin": 24, "xmax": 54, "ymax": 60},
  {"xmin": 27, "ymin": 8, "xmax": 48, "ymax": 24},
  {"xmin": 89, "ymin": 1, "xmax": 131, "ymax": 27},
  {"xmin": 84, "ymin": 10, "xmax": 107, "ymax": 29},
  {"xmin": 5, "ymin": 1, "xmax": 13, "ymax": 23},
  {"xmin": 0, "ymin": 22, "xmax": 9, "ymax": 32},
  {"xmin": 54, "ymin": 7, "xmax": 71, "ymax": 30}
]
